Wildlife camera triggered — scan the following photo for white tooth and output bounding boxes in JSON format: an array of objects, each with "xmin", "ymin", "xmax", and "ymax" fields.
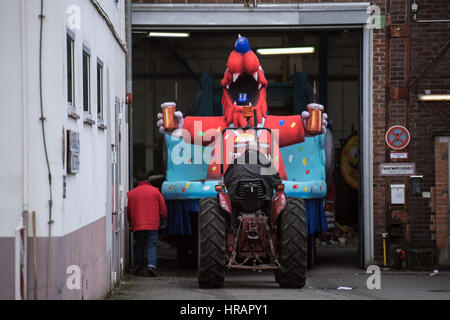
[
  {"xmin": 233, "ymin": 101, "xmax": 237, "ymax": 105},
  {"xmin": 233, "ymin": 73, "xmax": 239, "ymax": 83},
  {"xmin": 253, "ymin": 72, "xmax": 258, "ymax": 81},
  {"xmin": 226, "ymin": 85, "xmax": 230, "ymax": 90},
  {"xmin": 258, "ymin": 83, "xmax": 262, "ymax": 90}
]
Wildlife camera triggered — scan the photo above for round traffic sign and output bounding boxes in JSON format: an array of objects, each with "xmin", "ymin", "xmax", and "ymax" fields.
[{"xmin": 385, "ymin": 125, "xmax": 410, "ymax": 150}]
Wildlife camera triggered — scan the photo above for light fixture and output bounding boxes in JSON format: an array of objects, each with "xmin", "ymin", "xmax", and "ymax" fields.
[
  {"xmin": 147, "ymin": 32, "xmax": 190, "ymax": 38},
  {"xmin": 256, "ymin": 46, "xmax": 315, "ymax": 55},
  {"xmin": 411, "ymin": 0, "xmax": 418, "ymax": 22},
  {"xmin": 418, "ymin": 94, "xmax": 450, "ymax": 101}
]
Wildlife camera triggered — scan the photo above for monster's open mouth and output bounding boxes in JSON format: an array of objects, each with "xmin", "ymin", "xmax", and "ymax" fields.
[
  {"xmin": 221, "ymin": 61, "xmax": 268, "ymax": 126},
  {"xmin": 226, "ymin": 72, "xmax": 260, "ymax": 106}
]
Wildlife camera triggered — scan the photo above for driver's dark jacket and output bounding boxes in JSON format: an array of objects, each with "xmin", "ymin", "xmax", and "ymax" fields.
[{"xmin": 224, "ymin": 150, "xmax": 282, "ymax": 204}]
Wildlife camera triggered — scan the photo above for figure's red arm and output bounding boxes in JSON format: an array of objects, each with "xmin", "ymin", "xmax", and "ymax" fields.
[
  {"xmin": 182, "ymin": 116, "xmax": 227, "ymax": 146},
  {"xmin": 265, "ymin": 115, "xmax": 305, "ymax": 147}
]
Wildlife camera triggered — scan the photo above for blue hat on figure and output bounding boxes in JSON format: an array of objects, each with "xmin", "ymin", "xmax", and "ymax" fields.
[{"xmin": 235, "ymin": 35, "xmax": 250, "ymax": 53}]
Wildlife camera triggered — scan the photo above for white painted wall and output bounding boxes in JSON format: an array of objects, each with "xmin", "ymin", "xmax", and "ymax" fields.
[
  {"xmin": 0, "ymin": 0, "xmax": 24, "ymax": 237},
  {"xmin": 0, "ymin": 0, "xmax": 128, "ymax": 239}
]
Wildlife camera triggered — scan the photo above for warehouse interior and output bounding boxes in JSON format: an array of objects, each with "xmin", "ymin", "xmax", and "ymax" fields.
[{"xmin": 131, "ymin": 29, "xmax": 362, "ymax": 268}]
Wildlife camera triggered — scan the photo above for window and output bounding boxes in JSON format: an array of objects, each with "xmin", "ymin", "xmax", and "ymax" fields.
[
  {"xmin": 66, "ymin": 32, "xmax": 75, "ymax": 106},
  {"xmin": 82, "ymin": 47, "xmax": 91, "ymax": 113},
  {"xmin": 97, "ymin": 59, "xmax": 103, "ymax": 119}
]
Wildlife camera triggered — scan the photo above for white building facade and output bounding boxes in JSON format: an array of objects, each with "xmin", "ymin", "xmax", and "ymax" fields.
[{"xmin": 0, "ymin": 0, "xmax": 129, "ymax": 299}]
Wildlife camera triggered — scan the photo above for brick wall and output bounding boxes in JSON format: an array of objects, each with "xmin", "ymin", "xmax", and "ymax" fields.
[
  {"xmin": 407, "ymin": 0, "xmax": 450, "ymax": 254},
  {"xmin": 132, "ymin": 0, "xmax": 450, "ymax": 265},
  {"xmin": 372, "ymin": 0, "xmax": 450, "ymax": 262}
]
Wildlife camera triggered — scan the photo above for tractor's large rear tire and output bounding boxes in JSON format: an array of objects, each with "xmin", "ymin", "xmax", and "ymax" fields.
[
  {"xmin": 197, "ymin": 197, "xmax": 227, "ymax": 288},
  {"xmin": 277, "ymin": 197, "xmax": 307, "ymax": 288}
]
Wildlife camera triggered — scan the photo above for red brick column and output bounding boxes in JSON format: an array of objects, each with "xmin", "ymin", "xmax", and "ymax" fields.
[
  {"xmin": 434, "ymin": 136, "xmax": 449, "ymax": 255},
  {"xmin": 372, "ymin": 26, "xmax": 388, "ymax": 262},
  {"xmin": 371, "ymin": 0, "xmax": 388, "ymax": 263}
]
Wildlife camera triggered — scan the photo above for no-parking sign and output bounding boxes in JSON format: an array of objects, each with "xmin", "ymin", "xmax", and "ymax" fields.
[{"xmin": 385, "ymin": 125, "xmax": 410, "ymax": 150}]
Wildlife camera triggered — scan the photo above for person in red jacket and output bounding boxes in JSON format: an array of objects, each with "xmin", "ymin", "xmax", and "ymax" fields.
[{"xmin": 127, "ymin": 173, "xmax": 167, "ymax": 277}]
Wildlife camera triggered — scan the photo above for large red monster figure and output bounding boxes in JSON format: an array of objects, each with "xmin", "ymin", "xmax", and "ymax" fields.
[{"xmin": 158, "ymin": 36, "xmax": 327, "ymax": 180}]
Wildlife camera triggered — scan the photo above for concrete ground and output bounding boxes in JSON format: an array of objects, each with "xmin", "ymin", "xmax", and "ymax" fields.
[{"xmin": 107, "ymin": 241, "xmax": 450, "ymax": 300}]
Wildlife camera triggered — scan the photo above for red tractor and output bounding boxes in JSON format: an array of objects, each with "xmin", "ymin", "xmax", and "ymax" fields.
[{"xmin": 197, "ymin": 109, "xmax": 307, "ymax": 288}]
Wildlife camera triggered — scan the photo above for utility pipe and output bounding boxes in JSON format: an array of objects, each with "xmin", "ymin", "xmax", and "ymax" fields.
[
  {"xmin": 38, "ymin": 0, "xmax": 54, "ymax": 299},
  {"xmin": 381, "ymin": 233, "xmax": 388, "ymax": 270},
  {"xmin": 416, "ymin": 19, "xmax": 450, "ymax": 23}
]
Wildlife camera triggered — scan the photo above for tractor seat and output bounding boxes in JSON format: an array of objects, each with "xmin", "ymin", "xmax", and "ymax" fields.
[
  {"xmin": 235, "ymin": 179, "xmax": 267, "ymax": 201},
  {"xmin": 233, "ymin": 179, "xmax": 269, "ymax": 212}
]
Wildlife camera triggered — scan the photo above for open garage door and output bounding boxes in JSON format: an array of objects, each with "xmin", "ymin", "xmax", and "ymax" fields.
[{"xmin": 130, "ymin": 3, "xmax": 373, "ymax": 268}]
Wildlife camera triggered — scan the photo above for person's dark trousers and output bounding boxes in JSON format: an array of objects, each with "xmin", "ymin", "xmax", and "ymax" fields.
[{"xmin": 134, "ymin": 230, "xmax": 159, "ymax": 269}]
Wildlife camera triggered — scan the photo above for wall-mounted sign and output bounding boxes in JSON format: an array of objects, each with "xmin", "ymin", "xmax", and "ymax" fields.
[
  {"xmin": 390, "ymin": 184, "xmax": 405, "ymax": 205},
  {"xmin": 422, "ymin": 192, "xmax": 431, "ymax": 198},
  {"xmin": 380, "ymin": 163, "xmax": 415, "ymax": 176},
  {"xmin": 385, "ymin": 125, "xmax": 410, "ymax": 150},
  {"xmin": 67, "ymin": 130, "xmax": 80, "ymax": 174},
  {"xmin": 390, "ymin": 151, "xmax": 408, "ymax": 160}
]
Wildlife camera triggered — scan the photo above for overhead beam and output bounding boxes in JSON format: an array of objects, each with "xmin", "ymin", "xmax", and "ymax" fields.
[{"xmin": 132, "ymin": 3, "xmax": 371, "ymax": 30}]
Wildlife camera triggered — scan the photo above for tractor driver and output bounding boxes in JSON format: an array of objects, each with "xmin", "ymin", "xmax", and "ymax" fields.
[{"xmin": 224, "ymin": 139, "xmax": 282, "ymax": 219}]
